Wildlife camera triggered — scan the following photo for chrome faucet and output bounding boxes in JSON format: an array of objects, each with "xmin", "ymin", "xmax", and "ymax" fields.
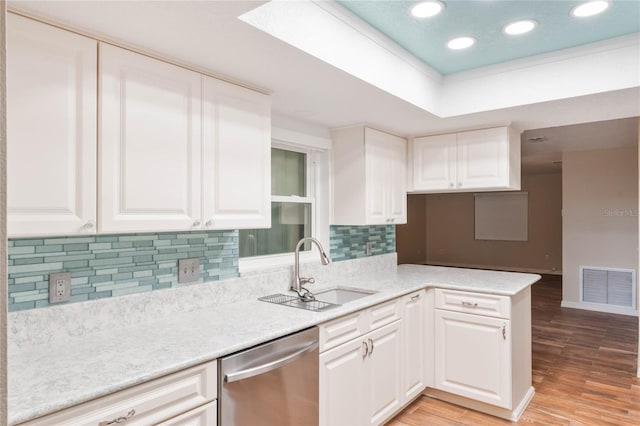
[{"xmin": 292, "ymin": 237, "xmax": 330, "ymax": 301}]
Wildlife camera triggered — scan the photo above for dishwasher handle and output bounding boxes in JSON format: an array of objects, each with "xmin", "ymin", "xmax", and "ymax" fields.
[{"xmin": 224, "ymin": 341, "xmax": 319, "ymax": 383}]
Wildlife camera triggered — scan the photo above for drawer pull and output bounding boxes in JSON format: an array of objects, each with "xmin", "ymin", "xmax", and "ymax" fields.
[
  {"xmin": 99, "ymin": 409, "xmax": 136, "ymax": 426},
  {"xmin": 461, "ymin": 301, "xmax": 478, "ymax": 308},
  {"xmin": 502, "ymin": 325, "xmax": 506, "ymax": 340},
  {"xmin": 362, "ymin": 340, "xmax": 369, "ymax": 359},
  {"xmin": 368, "ymin": 338, "xmax": 374, "ymax": 356},
  {"xmin": 410, "ymin": 294, "xmax": 420, "ymax": 301}
]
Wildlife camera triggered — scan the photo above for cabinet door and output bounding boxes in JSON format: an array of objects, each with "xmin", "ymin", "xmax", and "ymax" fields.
[
  {"xmin": 364, "ymin": 128, "xmax": 407, "ymax": 225},
  {"xmin": 456, "ymin": 127, "xmax": 509, "ymax": 190},
  {"xmin": 434, "ymin": 309, "xmax": 512, "ymax": 409},
  {"xmin": 7, "ymin": 14, "xmax": 97, "ymax": 236},
  {"xmin": 403, "ymin": 291, "xmax": 426, "ymax": 402},
  {"xmin": 386, "ymin": 133, "xmax": 407, "ymax": 224},
  {"xmin": 366, "ymin": 321, "xmax": 403, "ymax": 426},
  {"xmin": 99, "ymin": 43, "xmax": 202, "ymax": 233},
  {"xmin": 411, "ymin": 134, "xmax": 456, "ymax": 191},
  {"xmin": 202, "ymin": 76, "xmax": 271, "ymax": 229},
  {"xmin": 364, "ymin": 129, "xmax": 388, "ymax": 225},
  {"xmin": 319, "ymin": 337, "xmax": 366, "ymax": 426},
  {"xmin": 156, "ymin": 401, "xmax": 217, "ymax": 426}
]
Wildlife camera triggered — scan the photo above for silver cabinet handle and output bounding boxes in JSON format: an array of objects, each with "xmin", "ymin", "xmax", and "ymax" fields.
[
  {"xmin": 205, "ymin": 219, "xmax": 213, "ymax": 227},
  {"xmin": 411, "ymin": 294, "xmax": 420, "ymax": 301},
  {"xmin": 368, "ymin": 338, "xmax": 374, "ymax": 356},
  {"xmin": 461, "ymin": 301, "xmax": 478, "ymax": 308},
  {"xmin": 457, "ymin": 182, "xmax": 462, "ymax": 187},
  {"xmin": 193, "ymin": 220, "xmax": 201, "ymax": 227},
  {"xmin": 225, "ymin": 341, "xmax": 318, "ymax": 383},
  {"xmin": 362, "ymin": 340, "xmax": 369, "ymax": 359},
  {"xmin": 449, "ymin": 182, "xmax": 454, "ymax": 188},
  {"xmin": 83, "ymin": 220, "xmax": 95, "ymax": 230},
  {"xmin": 502, "ymin": 325, "xmax": 506, "ymax": 340},
  {"xmin": 99, "ymin": 409, "xmax": 136, "ymax": 426}
]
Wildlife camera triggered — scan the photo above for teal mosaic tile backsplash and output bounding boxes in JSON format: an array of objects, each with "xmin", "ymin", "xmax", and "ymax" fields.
[
  {"xmin": 8, "ymin": 230, "xmax": 239, "ymax": 312},
  {"xmin": 329, "ymin": 225, "xmax": 396, "ymax": 262},
  {"xmin": 7, "ymin": 225, "xmax": 394, "ymax": 312}
]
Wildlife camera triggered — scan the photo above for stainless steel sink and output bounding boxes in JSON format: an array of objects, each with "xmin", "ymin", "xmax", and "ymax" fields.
[
  {"xmin": 258, "ymin": 287, "xmax": 377, "ymax": 312},
  {"xmin": 314, "ymin": 287, "xmax": 377, "ymax": 304}
]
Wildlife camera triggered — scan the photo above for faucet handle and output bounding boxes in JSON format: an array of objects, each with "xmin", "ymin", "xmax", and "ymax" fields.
[{"xmin": 300, "ymin": 277, "xmax": 315, "ymax": 286}]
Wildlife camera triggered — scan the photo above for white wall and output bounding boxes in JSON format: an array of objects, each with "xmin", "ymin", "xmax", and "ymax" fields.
[
  {"xmin": 562, "ymin": 147, "xmax": 639, "ymax": 315},
  {"xmin": 1, "ymin": 1, "xmax": 8, "ymax": 422}
]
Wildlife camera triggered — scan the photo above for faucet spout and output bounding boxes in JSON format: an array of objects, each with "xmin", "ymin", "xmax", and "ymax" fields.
[{"xmin": 292, "ymin": 237, "xmax": 330, "ymax": 297}]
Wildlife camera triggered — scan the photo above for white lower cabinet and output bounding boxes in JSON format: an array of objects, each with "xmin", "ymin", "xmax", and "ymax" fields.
[
  {"xmin": 429, "ymin": 288, "xmax": 533, "ymax": 421},
  {"xmin": 18, "ymin": 360, "xmax": 217, "ymax": 426},
  {"xmin": 319, "ymin": 299, "xmax": 403, "ymax": 426},
  {"xmin": 434, "ymin": 309, "xmax": 511, "ymax": 408},
  {"xmin": 320, "ymin": 321, "xmax": 402, "ymax": 426},
  {"xmin": 401, "ymin": 291, "xmax": 426, "ymax": 402}
]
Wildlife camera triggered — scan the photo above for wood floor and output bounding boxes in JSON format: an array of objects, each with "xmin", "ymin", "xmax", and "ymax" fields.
[{"xmin": 388, "ymin": 275, "xmax": 640, "ymax": 425}]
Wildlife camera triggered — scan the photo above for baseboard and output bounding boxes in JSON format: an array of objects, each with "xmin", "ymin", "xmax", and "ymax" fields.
[
  {"xmin": 423, "ymin": 386, "xmax": 535, "ymax": 422},
  {"xmin": 561, "ymin": 300, "xmax": 638, "ymax": 317},
  {"xmin": 424, "ymin": 261, "xmax": 562, "ymax": 276}
]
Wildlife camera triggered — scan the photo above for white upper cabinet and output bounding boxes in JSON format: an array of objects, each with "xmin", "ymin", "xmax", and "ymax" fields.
[
  {"xmin": 7, "ymin": 14, "xmax": 97, "ymax": 237},
  {"xmin": 332, "ymin": 126, "xmax": 407, "ymax": 225},
  {"xmin": 202, "ymin": 76, "xmax": 271, "ymax": 229},
  {"xmin": 410, "ymin": 126, "xmax": 520, "ymax": 193},
  {"xmin": 99, "ymin": 43, "xmax": 202, "ymax": 233}
]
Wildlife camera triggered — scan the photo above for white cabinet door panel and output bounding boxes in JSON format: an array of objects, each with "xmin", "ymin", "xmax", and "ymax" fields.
[
  {"xmin": 387, "ymin": 134, "xmax": 407, "ymax": 223},
  {"xmin": 367, "ymin": 321, "xmax": 402, "ymax": 426},
  {"xmin": 412, "ymin": 134, "xmax": 456, "ymax": 191},
  {"xmin": 202, "ymin": 76, "xmax": 270, "ymax": 229},
  {"xmin": 7, "ymin": 14, "xmax": 97, "ymax": 236},
  {"xmin": 403, "ymin": 291, "xmax": 426, "ymax": 401},
  {"xmin": 364, "ymin": 129, "xmax": 387, "ymax": 225},
  {"xmin": 457, "ymin": 127, "xmax": 508, "ymax": 189},
  {"xmin": 99, "ymin": 43, "xmax": 201, "ymax": 232},
  {"xmin": 435, "ymin": 309, "xmax": 512, "ymax": 409},
  {"xmin": 320, "ymin": 338, "xmax": 366, "ymax": 426}
]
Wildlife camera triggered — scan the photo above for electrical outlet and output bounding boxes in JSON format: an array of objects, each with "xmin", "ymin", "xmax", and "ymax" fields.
[
  {"xmin": 366, "ymin": 242, "xmax": 373, "ymax": 256},
  {"xmin": 49, "ymin": 272, "xmax": 71, "ymax": 303},
  {"xmin": 178, "ymin": 258, "xmax": 200, "ymax": 283}
]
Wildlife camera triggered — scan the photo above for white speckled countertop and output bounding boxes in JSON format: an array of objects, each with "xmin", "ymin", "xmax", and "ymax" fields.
[{"xmin": 8, "ymin": 261, "xmax": 540, "ymax": 425}]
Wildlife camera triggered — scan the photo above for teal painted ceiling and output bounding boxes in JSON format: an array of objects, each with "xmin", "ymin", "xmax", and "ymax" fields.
[{"xmin": 337, "ymin": 0, "xmax": 640, "ymax": 74}]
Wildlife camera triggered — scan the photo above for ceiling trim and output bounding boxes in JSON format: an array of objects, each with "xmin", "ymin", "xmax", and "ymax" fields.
[{"xmin": 313, "ymin": 0, "xmax": 442, "ymax": 81}]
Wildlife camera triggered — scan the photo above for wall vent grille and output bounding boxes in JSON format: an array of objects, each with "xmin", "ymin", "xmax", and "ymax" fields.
[{"xmin": 580, "ymin": 266, "xmax": 636, "ymax": 309}]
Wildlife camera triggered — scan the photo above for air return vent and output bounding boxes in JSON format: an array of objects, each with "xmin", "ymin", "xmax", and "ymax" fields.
[{"xmin": 581, "ymin": 266, "xmax": 636, "ymax": 309}]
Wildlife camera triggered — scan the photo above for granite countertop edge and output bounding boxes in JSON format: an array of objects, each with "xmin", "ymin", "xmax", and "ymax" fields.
[{"xmin": 8, "ymin": 265, "xmax": 541, "ymax": 424}]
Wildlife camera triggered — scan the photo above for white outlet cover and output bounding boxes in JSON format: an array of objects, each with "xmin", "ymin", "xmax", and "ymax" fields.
[
  {"xmin": 178, "ymin": 258, "xmax": 200, "ymax": 283},
  {"xmin": 49, "ymin": 272, "xmax": 71, "ymax": 303}
]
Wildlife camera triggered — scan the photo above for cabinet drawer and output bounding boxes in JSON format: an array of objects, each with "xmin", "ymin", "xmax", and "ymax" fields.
[
  {"xmin": 368, "ymin": 298, "xmax": 402, "ymax": 332},
  {"xmin": 320, "ymin": 310, "xmax": 367, "ymax": 352},
  {"xmin": 156, "ymin": 401, "xmax": 217, "ymax": 426},
  {"xmin": 20, "ymin": 360, "xmax": 217, "ymax": 426},
  {"xmin": 320, "ymin": 298, "xmax": 402, "ymax": 352},
  {"xmin": 435, "ymin": 289, "xmax": 510, "ymax": 319}
]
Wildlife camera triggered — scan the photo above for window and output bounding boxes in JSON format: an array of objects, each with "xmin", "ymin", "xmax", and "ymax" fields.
[{"xmin": 239, "ymin": 147, "xmax": 315, "ymax": 258}]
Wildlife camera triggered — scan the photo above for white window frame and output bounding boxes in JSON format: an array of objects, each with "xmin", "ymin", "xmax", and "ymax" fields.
[{"xmin": 239, "ymin": 139, "xmax": 330, "ymax": 273}]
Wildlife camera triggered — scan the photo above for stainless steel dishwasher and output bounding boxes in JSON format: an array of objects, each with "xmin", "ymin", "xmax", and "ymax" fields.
[{"xmin": 219, "ymin": 327, "xmax": 319, "ymax": 426}]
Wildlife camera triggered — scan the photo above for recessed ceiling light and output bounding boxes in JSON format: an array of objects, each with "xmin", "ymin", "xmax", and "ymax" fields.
[
  {"xmin": 571, "ymin": 1, "xmax": 610, "ymax": 17},
  {"xmin": 504, "ymin": 19, "xmax": 537, "ymax": 35},
  {"xmin": 447, "ymin": 36, "xmax": 476, "ymax": 50},
  {"xmin": 411, "ymin": 1, "xmax": 445, "ymax": 18}
]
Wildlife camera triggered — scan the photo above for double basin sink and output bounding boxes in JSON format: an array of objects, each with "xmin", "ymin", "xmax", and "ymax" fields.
[{"xmin": 259, "ymin": 286, "xmax": 377, "ymax": 312}]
